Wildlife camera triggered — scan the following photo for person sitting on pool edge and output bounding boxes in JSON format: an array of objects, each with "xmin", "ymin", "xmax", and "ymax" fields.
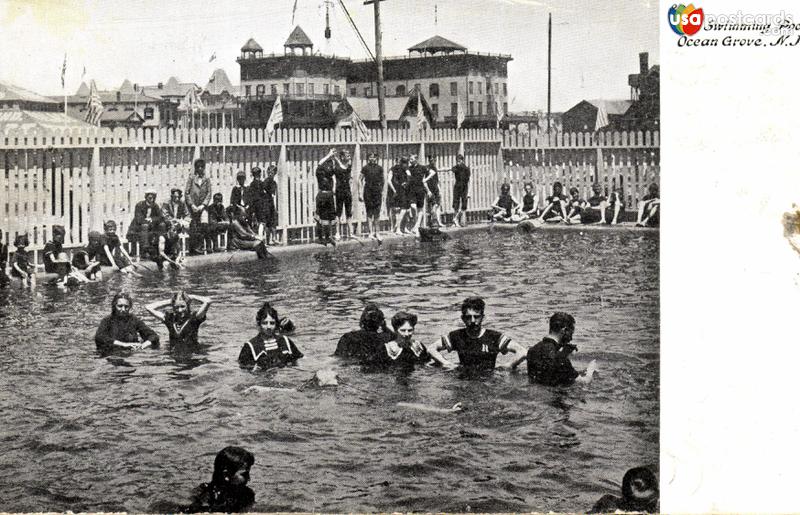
[
  {"xmin": 538, "ymin": 181, "xmax": 569, "ymax": 223},
  {"xmin": 71, "ymin": 231, "xmax": 104, "ymax": 281},
  {"xmin": 606, "ymin": 184, "xmax": 625, "ymax": 225},
  {"xmin": 150, "ymin": 221, "xmax": 184, "ymax": 270},
  {"xmin": 94, "ymin": 292, "xmax": 160, "ymax": 351},
  {"xmin": 519, "ymin": 182, "xmax": 539, "ymax": 220},
  {"xmin": 10, "ymin": 233, "xmax": 35, "ymax": 287},
  {"xmin": 363, "ymin": 311, "xmax": 451, "ymax": 373},
  {"xmin": 510, "ymin": 311, "xmax": 587, "ymax": 386},
  {"xmin": 183, "ymin": 446, "xmax": 256, "ymax": 513},
  {"xmin": 335, "ymin": 303, "xmax": 393, "ymax": 361},
  {"xmin": 589, "ymin": 466, "xmax": 659, "ymax": 513},
  {"xmin": 491, "ymin": 183, "xmax": 521, "ymax": 222},
  {"xmin": 226, "ymin": 205, "xmax": 269, "ymax": 259},
  {"xmin": 564, "ymin": 187, "xmax": 584, "ymax": 224},
  {"xmin": 239, "ymin": 302, "xmax": 303, "ymax": 370},
  {"xmin": 42, "ymin": 224, "xmax": 69, "ymax": 274},
  {"xmin": 206, "ymin": 192, "xmax": 229, "ymax": 252},
  {"xmin": 428, "ymin": 296, "xmax": 525, "ymax": 375},
  {"xmin": 145, "ymin": 291, "xmax": 212, "ymax": 346},
  {"xmin": 99, "ymin": 220, "xmax": 139, "ymax": 275},
  {"xmin": 636, "ymin": 183, "xmax": 660, "ymax": 227},
  {"xmin": 581, "ymin": 183, "xmax": 607, "ymax": 224}
]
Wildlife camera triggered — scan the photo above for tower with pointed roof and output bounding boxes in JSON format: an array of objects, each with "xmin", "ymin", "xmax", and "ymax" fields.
[{"xmin": 284, "ymin": 26, "xmax": 314, "ymax": 56}]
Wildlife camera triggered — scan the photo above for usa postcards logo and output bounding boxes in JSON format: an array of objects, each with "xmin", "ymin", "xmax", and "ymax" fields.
[{"xmin": 668, "ymin": 4, "xmax": 705, "ymax": 36}]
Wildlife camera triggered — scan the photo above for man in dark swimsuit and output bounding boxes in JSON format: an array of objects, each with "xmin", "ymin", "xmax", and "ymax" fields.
[
  {"xmin": 95, "ymin": 292, "xmax": 159, "ymax": 352},
  {"xmin": 315, "ymin": 149, "xmax": 338, "ymax": 245},
  {"xmin": 522, "ymin": 311, "xmax": 581, "ymax": 386},
  {"xmin": 230, "ymin": 170, "xmax": 249, "ymax": 212},
  {"xmin": 43, "ymin": 224, "xmax": 67, "ymax": 273},
  {"xmin": 407, "ymin": 154, "xmax": 428, "ymax": 235},
  {"xmin": 359, "ymin": 153, "xmax": 385, "ymax": 241},
  {"xmin": 333, "ymin": 149, "xmax": 355, "ymax": 240},
  {"xmin": 451, "ymin": 154, "xmax": 471, "ymax": 227},
  {"xmin": 429, "ymin": 296, "xmax": 526, "ymax": 375},
  {"xmin": 335, "ymin": 303, "xmax": 393, "ymax": 360},
  {"xmin": 389, "ymin": 157, "xmax": 410, "ymax": 234},
  {"xmin": 423, "ymin": 155, "xmax": 442, "ymax": 227},
  {"xmin": 582, "ymin": 182, "xmax": 607, "ymax": 224}
]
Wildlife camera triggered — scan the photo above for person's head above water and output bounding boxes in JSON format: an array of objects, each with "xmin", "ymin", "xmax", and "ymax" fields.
[
  {"xmin": 111, "ymin": 292, "xmax": 133, "ymax": 318},
  {"xmin": 391, "ymin": 311, "xmax": 418, "ymax": 345},
  {"xmin": 256, "ymin": 302, "xmax": 280, "ymax": 337},
  {"xmin": 171, "ymin": 291, "xmax": 192, "ymax": 319},
  {"xmin": 621, "ymin": 467, "xmax": 658, "ymax": 509},
  {"xmin": 211, "ymin": 446, "xmax": 255, "ymax": 486},
  {"xmin": 461, "ymin": 296, "xmax": 486, "ymax": 333},
  {"xmin": 549, "ymin": 311, "xmax": 576, "ymax": 345},
  {"xmin": 360, "ymin": 303, "xmax": 386, "ymax": 332}
]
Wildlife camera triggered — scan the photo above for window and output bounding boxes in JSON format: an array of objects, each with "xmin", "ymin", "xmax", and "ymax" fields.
[
  {"xmin": 296, "ymin": 83, "xmax": 304, "ymax": 95},
  {"xmin": 494, "ymin": 83, "xmax": 499, "ymax": 94},
  {"xmin": 478, "ymin": 102, "xmax": 483, "ymax": 115},
  {"xmin": 396, "ymin": 85, "xmax": 406, "ymax": 96},
  {"xmin": 429, "ymin": 83, "xmax": 439, "ymax": 97},
  {"xmin": 469, "ymin": 102, "xmax": 474, "ymax": 115},
  {"xmin": 144, "ymin": 107, "xmax": 154, "ymax": 120},
  {"xmin": 323, "ymin": 84, "xmax": 330, "ymax": 95},
  {"xmin": 431, "ymin": 104, "xmax": 438, "ymax": 117},
  {"xmin": 271, "ymin": 84, "xmax": 278, "ymax": 95},
  {"xmin": 245, "ymin": 85, "xmax": 251, "ymax": 97},
  {"xmin": 478, "ymin": 82, "xmax": 482, "ymax": 94},
  {"xmin": 468, "ymin": 81, "xmax": 474, "ymax": 94},
  {"xmin": 125, "ymin": 106, "xmax": 134, "ymax": 111},
  {"xmin": 335, "ymin": 85, "xmax": 341, "ymax": 96},
  {"xmin": 364, "ymin": 87, "xmax": 372, "ymax": 96},
  {"xmin": 414, "ymin": 83, "xmax": 421, "ymax": 92},
  {"xmin": 503, "ymin": 102, "xmax": 508, "ymax": 114},
  {"xmin": 487, "ymin": 103, "xmax": 493, "ymax": 115},
  {"xmin": 503, "ymin": 83, "xmax": 507, "ymax": 96},
  {"xmin": 283, "ymin": 83, "xmax": 290, "ymax": 94},
  {"xmin": 350, "ymin": 87, "xmax": 356, "ymax": 96},
  {"xmin": 451, "ymin": 103, "xmax": 458, "ymax": 116},
  {"xmin": 308, "ymin": 83, "xmax": 314, "ymax": 95},
  {"xmin": 487, "ymin": 81, "xmax": 490, "ymax": 94},
  {"xmin": 256, "ymin": 84, "xmax": 265, "ymax": 97},
  {"xmin": 450, "ymin": 82, "xmax": 458, "ymax": 95}
]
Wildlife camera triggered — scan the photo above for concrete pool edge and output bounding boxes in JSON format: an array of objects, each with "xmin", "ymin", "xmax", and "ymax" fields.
[{"xmin": 34, "ymin": 221, "xmax": 659, "ymax": 276}]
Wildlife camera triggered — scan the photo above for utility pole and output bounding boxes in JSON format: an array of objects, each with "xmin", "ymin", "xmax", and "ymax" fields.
[
  {"xmin": 547, "ymin": 12, "xmax": 552, "ymax": 141},
  {"xmin": 365, "ymin": 0, "xmax": 387, "ymax": 131}
]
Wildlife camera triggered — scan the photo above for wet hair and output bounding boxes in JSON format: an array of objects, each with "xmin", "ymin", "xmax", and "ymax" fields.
[
  {"xmin": 13, "ymin": 233, "xmax": 29, "ymax": 248},
  {"xmin": 194, "ymin": 159, "xmax": 206, "ymax": 171},
  {"xmin": 360, "ymin": 303, "xmax": 387, "ymax": 332},
  {"xmin": 391, "ymin": 311, "xmax": 418, "ymax": 330},
  {"xmin": 569, "ymin": 187, "xmax": 579, "ymax": 197},
  {"xmin": 111, "ymin": 292, "xmax": 133, "ymax": 315},
  {"xmin": 213, "ymin": 193, "xmax": 223, "ymax": 202},
  {"xmin": 621, "ymin": 467, "xmax": 658, "ymax": 507},
  {"xmin": 170, "ymin": 188, "xmax": 183, "ymax": 197},
  {"xmin": 171, "ymin": 291, "xmax": 192, "ymax": 314},
  {"xmin": 211, "ymin": 446, "xmax": 255, "ymax": 485},
  {"xmin": 461, "ymin": 296, "xmax": 485, "ymax": 315},
  {"xmin": 256, "ymin": 301, "xmax": 279, "ymax": 325},
  {"xmin": 549, "ymin": 312, "xmax": 575, "ymax": 333}
]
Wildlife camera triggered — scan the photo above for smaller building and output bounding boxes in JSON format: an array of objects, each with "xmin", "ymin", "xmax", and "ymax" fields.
[
  {"xmin": 0, "ymin": 109, "xmax": 94, "ymax": 131},
  {"xmin": 334, "ymin": 93, "xmax": 434, "ymax": 130},
  {"xmin": 61, "ymin": 81, "xmax": 161, "ymax": 129},
  {"xmin": 0, "ymin": 82, "xmax": 61, "ymax": 112},
  {"xmin": 141, "ymin": 77, "xmax": 202, "ymax": 128},
  {"xmin": 618, "ymin": 52, "xmax": 660, "ymax": 131},
  {"xmin": 561, "ymin": 99, "xmax": 632, "ymax": 133}
]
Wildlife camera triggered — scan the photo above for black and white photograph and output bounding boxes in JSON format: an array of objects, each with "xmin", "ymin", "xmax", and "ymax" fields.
[{"xmin": 0, "ymin": 0, "xmax": 660, "ymax": 512}]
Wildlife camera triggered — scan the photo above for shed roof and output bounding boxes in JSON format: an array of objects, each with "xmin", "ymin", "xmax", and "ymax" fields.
[
  {"xmin": 0, "ymin": 81, "xmax": 59, "ymax": 104},
  {"xmin": 408, "ymin": 35, "xmax": 466, "ymax": 53},
  {"xmin": 0, "ymin": 108, "xmax": 93, "ymax": 131}
]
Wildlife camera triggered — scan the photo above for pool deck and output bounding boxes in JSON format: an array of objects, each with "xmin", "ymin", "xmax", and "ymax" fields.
[{"xmin": 34, "ymin": 221, "xmax": 658, "ymax": 277}]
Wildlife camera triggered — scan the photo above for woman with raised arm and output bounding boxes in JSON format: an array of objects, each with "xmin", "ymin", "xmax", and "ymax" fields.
[{"xmin": 145, "ymin": 291, "xmax": 212, "ymax": 346}]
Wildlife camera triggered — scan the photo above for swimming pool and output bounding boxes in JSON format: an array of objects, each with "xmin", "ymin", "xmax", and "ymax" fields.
[{"xmin": 0, "ymin": 227, "xmax": 659, "ymax": 513}]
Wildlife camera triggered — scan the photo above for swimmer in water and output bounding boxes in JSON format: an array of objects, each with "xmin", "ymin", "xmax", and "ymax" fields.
[
  {"xmin": 429, "ymin": 296, "xmax": 526, "ymax": 375},
  {"xmin": 145, "ymin": 291, "xmax": 212, "ymax": 346},
  {"xmin": 334, "ymin": 303, "xmax": 393, "ymax": 361},
  {"xmin": 238, "ymin": 302, "xmax": 303, "ymax": 370},
  {"xmin": 94, "ymin": 292, "xmax": 160, "ymax": 351},
  {"xmin": 183, "ymin": 446, "xmax": 256, "ymax": 513},
  {"xmin": 510, "ymin": 311, "xmax": 593, "ymax": 386},
  {"xmin": 10, "ymin": 234, "xmax": 35, "ymax": 287},
  {"xmin": 363, "ymin": 311, "xmax": 452, "ymax": 372},
  {"xmin": 589, "ymin": 466, "xmax": 659, "ymax": 513}
]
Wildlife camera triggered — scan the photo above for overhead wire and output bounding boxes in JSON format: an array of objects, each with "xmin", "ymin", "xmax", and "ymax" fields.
[{"xmin": 336, "ymin": 0, "xmax": 376, "ymax": 62}]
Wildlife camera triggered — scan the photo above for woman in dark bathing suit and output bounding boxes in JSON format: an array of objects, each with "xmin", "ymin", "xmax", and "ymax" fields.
[{"xmin": 145, "ymin": 291, "xmax": 212, "ymax": 346}]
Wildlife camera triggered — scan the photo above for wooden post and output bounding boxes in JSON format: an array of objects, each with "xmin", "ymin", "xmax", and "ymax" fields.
[{"xmin": 277, "ymin": 144, "xmax": 289, "ymax": 245}]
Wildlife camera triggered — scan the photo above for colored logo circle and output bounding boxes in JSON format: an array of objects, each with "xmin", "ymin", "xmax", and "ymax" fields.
[{"xmin": 668, "ymin": 4, "xmax": 704, "ymax": 36}]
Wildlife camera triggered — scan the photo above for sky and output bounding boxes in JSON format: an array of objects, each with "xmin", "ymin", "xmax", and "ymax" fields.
[{"xmin": 0, "ymin": 0, "xmax": 658, "ymax": 112}]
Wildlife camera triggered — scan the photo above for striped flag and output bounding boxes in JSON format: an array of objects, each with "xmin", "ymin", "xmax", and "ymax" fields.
[
  {"xmin": 85, "ymin": 80, "xmax": 104, "ymax": 126},
  {"xmin": 178, "ymin": 87, "xmax": 204, "ymax": 113},
  {"xmin": 61, "ymin": 53, "xmax": 67, "ymax": 89},
  {"xmin": 209, "ymin": 52, "xmax": 216, "ymax": 63},
  {"xmin": 456, "ymin": 100, "xmax": 465, "ymax": 129},
  {"xmin": 416, "ymin": 90, "xmax": 426, "ymax": 131},
  {"xmin": 351, "ymin": 110, "xmax": 371, "ymax": 142},
  {"xmin": 267, "ymin": 95, "xmax": 283, "ymax": 135},
  {"xmin": 495, "ymin": 99, "xmax": 503, "ymax": 129}
]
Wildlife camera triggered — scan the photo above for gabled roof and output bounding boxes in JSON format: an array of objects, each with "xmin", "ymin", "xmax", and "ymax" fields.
[
  {"xmin": 408, "ymin": 35, "xmax": 466, "ymax": 53},
  {"xmin": 119, "ymin": 79, "xmax": 135, "ymax": 94},
  {"xmin": 76, "ymin": 82, "xmax": 90, "ymax": 96},
  {"xmin": 241, "ymin": 38, "xmax": 263, "ymax": 52},
  {"xmin": 587, "ymin": 99, "xmax": 633, "ymax": 115},
  {"xmin": 101, "ymin": 109, "xmax": 144, "ymax": 122},
  {"xmin": 142, "ymin": 77, "xmax": 200, "ymax": 98},
  {"xmin": 285, "ymin": 26, "xmax": 313, "ymax": 47},
  {"xmin": 342, "ymin": 94, "xmax": 433, "ymax": 122},
  {"xmin": 0, "ymin": 108, "xmax": 93, "ymax": 131},
  {"xmin": 0, "ymin": 81, "xmax": 59, "ymax": 104},
  {"xmin": 205, "ymin": 69, "xmax": 235, "ymax": 95}
]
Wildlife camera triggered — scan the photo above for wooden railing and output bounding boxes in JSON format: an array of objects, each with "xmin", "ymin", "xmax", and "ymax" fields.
[{"xmin": 0, "ymin": 127, "xmax": 659, "ymax": 251}]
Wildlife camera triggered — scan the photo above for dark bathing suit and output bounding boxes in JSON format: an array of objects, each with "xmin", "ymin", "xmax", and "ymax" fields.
[
  {"xmin": 238, "ymin": 335, "xmax": 303, "ymax": 370},
  {"xmin": 527, "ymin": 336, "xmax": 579, "ymax": 386},
  {"xmin": 334, "ymin": 162, "xmax": 353, "ymax": 218},
  {"xmin": 582, "ymin": 195, "xmax": 605, "ymax": 223},
  {"xmin": 364, "ymin": 340, "xmax": 431, "ymax": 373},
  {"xmin": 335, "ymin": 329, "xmax": 394, "ymax": 361},
  {"xmin": 452, "ymin": 163, "xmax": 471, "ymax": 211},
  {"xmin": 408, "ymin": 164, "xmax": 428, "ymax": 208},
  {"xmin": 441, "ymin": 328, "xmax": 512, "ymax": 373},
  {"xmin": 315, "ymin": 163, "xmax": 336, "ymax": 222},
  {"xmin": 360, "ymin": 163, "xmax": 385, "ymax": 218},
  {"xmin": 426, "ymin": 165, "xmax": 440, "ymax": 205},
  {"xmin": 389, "ymin": 165, "xmax": 409, "ymax": 209},
  {"xmin": 162, "ymin": 311, "xmax": 206, "ymax": 346}
]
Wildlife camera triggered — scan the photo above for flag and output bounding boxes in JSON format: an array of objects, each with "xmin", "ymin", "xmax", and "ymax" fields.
[
  {"xmin": 81, "ymin": 66, "xmax": 86, "ymax": 79},
  {"xmin": 350, "ymin": 110, "xmax": 371, "ymax": 142},
  {"xmin": 209, "ymin": 52, "xmax": 216, "ymax": 63},
  {"xmin": 178, "ymin": 87, "xmax": 204, "ymax": 113},
  {"xmin": 495, "ymin": 99, "xmax": 503, "ymax": 129},
  {"xmin": 456, "ymin": 100, "xmax": 465, "ymax": 129},
  {"xmin": 61, "ymin": 53, "xmax": 67, "ymax": 89},
  {"xmin": 416, "ymin": 90, "xmax": 426, "ymax": 131},
  {"xmin": 266, "ymin": 95, "xmax": 283, "ymax": 135},
  {"xmin": 85, "ymin": 80, "xmax": 104, "ymax": 126}
]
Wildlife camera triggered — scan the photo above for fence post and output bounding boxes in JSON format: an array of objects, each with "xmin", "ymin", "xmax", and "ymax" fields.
[
  {"xmin": 89, "ymin": 146, "xmax": 101, "ymax": 232},
  {"xmin": 277, "ymin": 144, "xmax": 289, "ymax": 246},
  {"xmin": 352, "ymin": 142, "xmax": 362, "ymax": 236}
]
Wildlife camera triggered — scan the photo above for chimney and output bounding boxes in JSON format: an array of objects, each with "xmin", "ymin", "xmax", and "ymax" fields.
[
  {"xmin": 116, "ymin": 91, "xmax": 121, "ymax": 101},
  {"xmin": 639, "ymin": 52, "xmax": 648, "ymax": 75}
]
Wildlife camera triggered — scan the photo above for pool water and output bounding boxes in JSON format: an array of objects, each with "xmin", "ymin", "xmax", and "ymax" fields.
[{"xmin": 0, "ymin": 227, "xmax": 659, "ymax": 513}]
